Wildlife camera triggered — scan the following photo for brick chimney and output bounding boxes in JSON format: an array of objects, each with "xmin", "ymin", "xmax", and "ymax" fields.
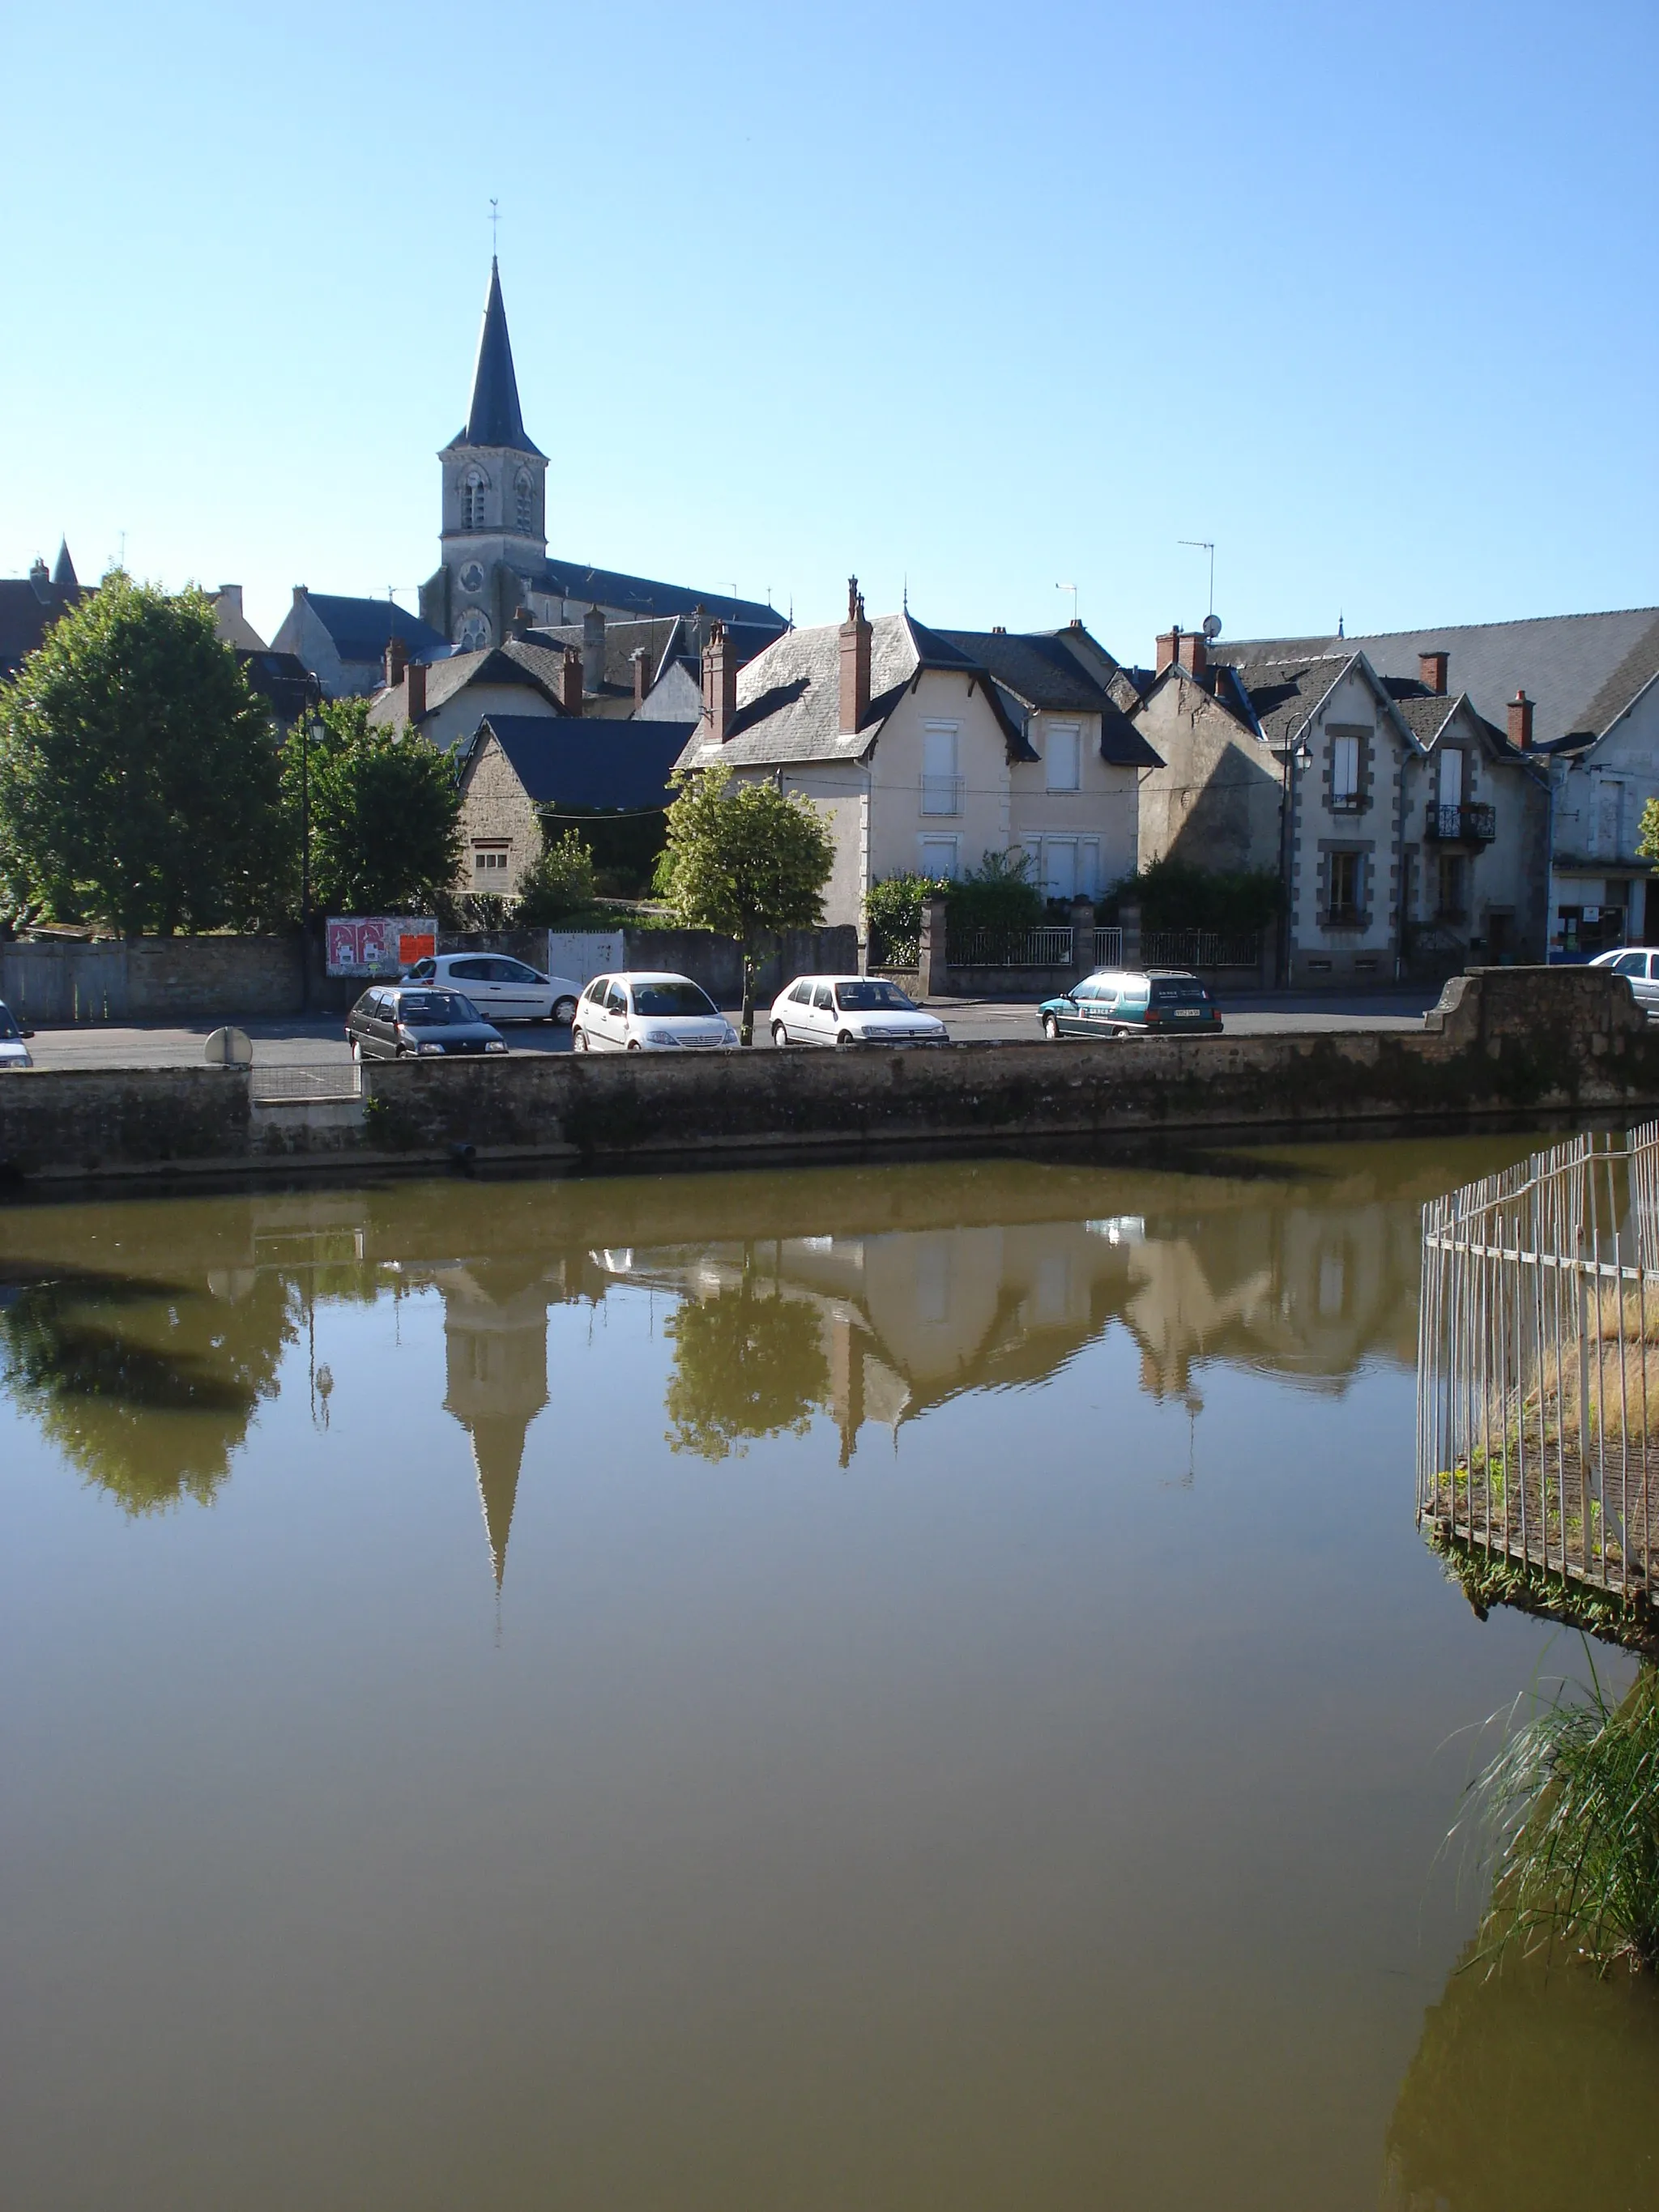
[
  {"xmin": 1508, "ymin": 688, "xmax": 1534, "ymax": 750},
  {"xmin": 1419, "ymin": 649, "xmax": 1448, "ymax": 696},
  {"xmin": 28, "ymin": 556, "xmax": 49, "ymax": 602},
  {"xmin": 582, "ymin": 603, "xmax": 606, "ymax": 693},
  {"xmin": 839, "ymin": 577, "xmax": 871, "ymax": 735},
  {"xmin": 703, "ymin": 619, "xmax": 737, "ymax": 744},
  {"xmin": 1177, "ymin": 630, "xmax": 1208, "ymax": 680},
  {"xmin": 406, "ymin": 661, "xmax": 427, "ymax": 722},
  {"xmin": 1156, "ymin": 624, "xmax": 1181, "ymax": 676},
  {"xmin": 632, "ymin": 646, "xmax": 649, "ymax": 709},
  {"xmin": 384, "ymin": 636, "xmax": 408, "ymax": 689},
  {"xmin": 560, "ymin": 646, "xmax": 583, "ymax": 715}
]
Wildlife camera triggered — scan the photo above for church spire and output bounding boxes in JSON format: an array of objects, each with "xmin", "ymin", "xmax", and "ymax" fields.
[
  {"xmin": 52, "ymin": 539, "xmax": 77, "ymax": 589},
  {"xmin": 461, "ymin": 258, "xmax": 544, "ymax": 457}
]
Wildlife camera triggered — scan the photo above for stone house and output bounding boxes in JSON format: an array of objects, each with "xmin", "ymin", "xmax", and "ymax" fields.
[
  {"xmin": 452, "ymin": 714, "xmax": 693, "ymax": 897},
  {"xmin": 271, "ymin": 586, "xmax": 448, "ymax": 699},
  {"xmin": 366, "ymin": 633, "xmax": 578, "ymax": 753},
  {"xmin": 0, "ymin": 542, "xmax": 87, "ymax": 680},
  {"xmin": 670, "ymin": 585, "xmax": 1158, "ymax": 931}
]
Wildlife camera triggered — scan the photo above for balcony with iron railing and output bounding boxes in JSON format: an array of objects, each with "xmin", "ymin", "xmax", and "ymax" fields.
[
  {"xmin": 1425, "ymin": 802, "xmax": 1495, "ymax": 843},
  {"xmin": 920, "ymin": 774, "xmax": 965, "ymax": 817}
]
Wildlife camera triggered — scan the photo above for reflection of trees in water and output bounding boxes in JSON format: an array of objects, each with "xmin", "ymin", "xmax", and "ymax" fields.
[
  {"xmin": 663, "ymin": 1270, "xmax": 830, "ymax": 1461},
  {"xmin": 1384, "ymin": 1942, "xmax": 1659, "ymax": 2210},
  {"xmin": 0, "ymin": 1265, "xmax": 296, "ymax": 1512}
]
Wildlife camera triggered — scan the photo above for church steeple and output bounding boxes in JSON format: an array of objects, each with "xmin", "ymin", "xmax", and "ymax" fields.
[
  {"xmin": 458, "ymin": 258, "xmax": 544, "ymax": 458},
  {"xmin": 51, "ymin": 539, "xmax": 77, "ymax": 589}
]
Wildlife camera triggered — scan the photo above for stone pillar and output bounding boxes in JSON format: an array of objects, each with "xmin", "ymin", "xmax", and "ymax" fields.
[
  {"xmin": 1120, "ymin": 900, "xmax": 1142, "ymax": 970},
  {"xmin": 918, "ymin": 893, "xmax": 949, "ymax": 999},
  {"xmin": 1069, "ymin": 897, "xmax": 1097, "ymax": 984}
]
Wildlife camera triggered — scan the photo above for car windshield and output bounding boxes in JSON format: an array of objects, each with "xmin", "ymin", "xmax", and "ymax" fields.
[
  {"xmin": 0, "ymin": 1012, "xmax": 19, "ymax": 1040},
  {"xmin": 835, "ymin": 981, "xmax": 916, "ymax": 1012},
  {"xmin": 632, "ymin": 982, "xmax": 717, "ymax": 1017},
  {"xmin": 1149, "ymin": 978, "xmax": 1211, "ymax": 1005},
  {"xmin": 395, "ymin": 992, "xmax": 478, "ymax": 1026}
]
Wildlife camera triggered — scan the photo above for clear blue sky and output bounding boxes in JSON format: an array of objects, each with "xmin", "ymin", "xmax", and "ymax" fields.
[{"xmin": 4, "ymin": 0, "xmax": 1654, "ymax": 658}]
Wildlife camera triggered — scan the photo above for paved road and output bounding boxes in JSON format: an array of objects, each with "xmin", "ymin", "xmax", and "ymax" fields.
[{"xmin": 15, "ymin": 987, "xmax": 1439, "ymax": 1071}]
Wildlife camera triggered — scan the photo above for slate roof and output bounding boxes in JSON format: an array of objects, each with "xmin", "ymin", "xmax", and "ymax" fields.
[
  {"xmin": 302, "ymin": 594, "xmax": 450, "ymax": 670},
  {"xmin": 936, "ymin": 627, "xmax": 1160, "ymax": 767},
  {"xmin": 367, "ymin": 637, "xmax": 572, "ymax": 733},
  {"xmin": 446, "ymin": 258, "xmax": 546, "ymax": 458},
  {"xmin": 1215, "ymin": 607, "xmax": 1659, "ymax": 751},
  {"xmin": 463, "ymin": 714, "xmax": 694, "ymax": 813},
  {"xmin": 51, "ymin": 539, "xmax": 77, "ymax": 589},
  {"xmin": 1225, "ymin": 654, "xmax": 1357, "ymax": 748},
  {"xmin": 650, "ymin": 611, "xmax": 789, "ymax": 688},
  {"xmin": 0, "ymin": 574, "xmax": 90, "ymax": 681},
  {"xmin": 237, "ymin": 649, "xmax": 312, "ymax": 726},
  {"xmin": 672, "ymin": 612, "xmax": 1033, "ymax": 775},
  {"xmin": 535, "ymin": 558, "xmax": 784, "ymax": 632}
]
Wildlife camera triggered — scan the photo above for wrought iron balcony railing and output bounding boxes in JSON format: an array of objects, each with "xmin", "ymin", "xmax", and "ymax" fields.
[{"xmin": 1425, "ymin": 802, "xmax": 1495, "ymax": 842}]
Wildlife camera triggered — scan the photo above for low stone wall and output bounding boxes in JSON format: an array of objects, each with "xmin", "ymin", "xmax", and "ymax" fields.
[
  {"xmin": 0, "ymin": 936, "xmax": 305, "ymax": 1025},
  {"xmin": 0, "ymin": 967, "xmax": 1651, "ymax": 1186},
  {"xmin": 618, "ymin": 927, "xmax": 860, "ymax": 1008}
]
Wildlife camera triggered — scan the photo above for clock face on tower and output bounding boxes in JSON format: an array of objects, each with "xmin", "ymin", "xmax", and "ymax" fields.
[{"xmin": 458, "ymin": 560, "xmax": 486, "ymax": 595}]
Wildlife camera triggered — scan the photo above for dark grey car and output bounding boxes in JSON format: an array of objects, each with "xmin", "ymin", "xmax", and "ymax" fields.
[{"xmin": 345, "ymin": 987, "xmax": 509, "ymax": 1061}]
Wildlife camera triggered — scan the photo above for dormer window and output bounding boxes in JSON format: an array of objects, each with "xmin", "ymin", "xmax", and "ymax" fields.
[
  {"xmin": 514, "ymin": 470, "xmax": 534, "ymax": 531},
  {"xmin": 461, "ymin": 467, "xmax": 488, "ymax": 531}
]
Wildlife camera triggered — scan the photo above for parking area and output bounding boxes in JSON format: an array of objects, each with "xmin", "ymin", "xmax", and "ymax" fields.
[{"xmin": 9, "ymin": 985, "xmax": 1440, "ymax": 1071}]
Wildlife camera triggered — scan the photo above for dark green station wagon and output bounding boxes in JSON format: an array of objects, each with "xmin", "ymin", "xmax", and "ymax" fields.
[{"xmin": 1037, "ymin": 969, "xmax": 1224, "ymax": 1040}]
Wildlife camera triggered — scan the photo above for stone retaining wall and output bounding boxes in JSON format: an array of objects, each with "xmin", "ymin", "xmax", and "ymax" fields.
[{"xmin": 0, "ymin": 967, "xmax": 1650, "ymax": 1187}]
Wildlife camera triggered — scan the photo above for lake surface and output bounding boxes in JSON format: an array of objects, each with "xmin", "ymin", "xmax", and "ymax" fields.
[{"xmin": 2, "ymin": 1140, "xmax": 1657, "ymax": 2211}]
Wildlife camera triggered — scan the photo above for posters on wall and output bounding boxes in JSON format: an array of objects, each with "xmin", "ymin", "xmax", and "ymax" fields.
[{"xmin": 325, "ymin": 918, "xmax": 437, "ymax": 978}]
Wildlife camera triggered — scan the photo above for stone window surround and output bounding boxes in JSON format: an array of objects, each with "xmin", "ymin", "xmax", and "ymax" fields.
[
  {"xmin": 1316, "ymin": 837, "xmax": 1373, "ymax": 931},
  {"xmin": 1323, "ymin": 721, "xmax": 1374, "ymax": 816}
]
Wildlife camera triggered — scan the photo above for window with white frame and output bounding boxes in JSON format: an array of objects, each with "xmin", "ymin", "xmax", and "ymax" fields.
[
  {"xmin": 1331, "ymin": 733, "xmax": 1361, "ymax": 810},
  {"xmin": 921, "ymin": 723, "xmax": 962, "ymax": 816},
  {"xmin": 918, "ymin": 835, "xmax": 958, "ymax": 879},
  {"xmin": 1046, "ymin": 722, "xmax": 1081, "ymax": 791},
  {"xmin": 472, "ymin": 844, "xmax": 510, "ymax": 880}
]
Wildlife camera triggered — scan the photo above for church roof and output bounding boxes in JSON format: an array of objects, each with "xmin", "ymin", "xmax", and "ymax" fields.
[
  {"xmin": 298, "ymin": 593, "xmax": 450, "ymax": 669},
  {"xmin": 535, "ymin": 559, "xmax": 784, "ymax": 631},
  {"xmin": 447, "ymin": 257, "xmax": 546, "ymax": 459}
]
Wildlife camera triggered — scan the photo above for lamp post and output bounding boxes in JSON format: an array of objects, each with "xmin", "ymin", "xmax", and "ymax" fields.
[
  {"xmin": 1280, "ymin": 735, "xmax": 1312, "ymax": 986},
  {"xmin": 300, "ymin": 677, "xmax": 323, "ymax": 1011}
]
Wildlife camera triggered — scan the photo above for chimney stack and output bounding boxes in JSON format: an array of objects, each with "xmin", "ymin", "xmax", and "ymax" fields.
[
  {"xmin": 632, "ymin": 646, "xmax": 649, "ymax": 709},
  {"xmin": 1508, "ymin": 688, "xmax": 1534, "ymax": 750},
  {"xmin": 839, "ymin": 576, "xmax": 871, "ymax": 735},
  {"xmin": 560, "ymin": 646, "xmax": 584, "ymax": 714},
  {"xmin": 703, "ymin": 620, "xmax": 736, "ymax": 744},
  {"xmin": 582, "ymin": 603, "xmax": 606, "ymax": 693},
  {"xmin": 1176, "ymin": 630, "xmax": 1208, "ymax": 680},
  {"xmin": 1156, "ymin": 624, "xmax": 1181, "ymax": 676},
  {"xmin": 1419, "ymin": 649, "xmax": 1448, "ymax": 697},
  {"xmin": 384, "ymin": 636, "xmax": 409, "ymax": 689},
  {"xmin": 406, "ymin": 662, "xmax": 427, "ymax": 722},
  {"xmin": 510, "ymin": 604, "xmax": 533, "ymax": 640},
  {"xmin": 28, "ymin": 556, "xmax": 49, "ymax": 603}
]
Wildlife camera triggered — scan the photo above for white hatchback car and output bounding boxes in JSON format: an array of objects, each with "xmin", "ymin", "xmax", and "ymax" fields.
[
  {"xmin": 1589, "ymin": 946, "xmax": 1659, "ymax": 1016},
  {"xmin": 573, "ymin": 972, "xmax": 740, "ymax": 1051},
  {"xmin": 0, "ymin": 1000, "xmax": 34, "ymax": 1069},
  {"xmin": 769, "ymin": 975, "xmax": 949, "ymax": 1047},
  {"xmin": 402, "ymin": 953, "xmax": 582, "ymax": 1025}
]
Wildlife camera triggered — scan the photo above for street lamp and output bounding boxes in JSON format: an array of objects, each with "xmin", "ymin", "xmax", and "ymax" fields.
[
  {"xmin": 301, "ymin": 676, "xmax": 324, "ymax": 1010},
  {"xmin": 1280, "ymin": 735, "xmax": 1312, "ymax": 985}
]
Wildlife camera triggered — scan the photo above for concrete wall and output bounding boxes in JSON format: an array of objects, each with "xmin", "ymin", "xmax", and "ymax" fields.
[
  {"xmin": 2, "ymin": 967, "xmax": 1653, "ymax": 1187},
  {"xmin": 0, "ymin": 936, "xmax": 305, "ymax": 1025},
  {"xmin": 617, "ymin": 927, "xmax": 860, "ymax": 1007}
]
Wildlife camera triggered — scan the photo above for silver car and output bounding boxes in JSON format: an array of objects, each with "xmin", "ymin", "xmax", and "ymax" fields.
[
  {"xmin": 769, "ymin": 975, "xmax": 949, "ymax": 1047},
  {"xmin": 0, "ymin": 1000, "xmax": 35, "ymax": 1069},
  {"xmin": 1590, "ymin": 947, "xmax": 1659, "ymax": 1016}
]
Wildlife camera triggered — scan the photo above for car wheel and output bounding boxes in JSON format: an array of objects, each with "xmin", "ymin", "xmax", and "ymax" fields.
[
  {"xmin": 552, "ymin": 995, "xmax": 577, "ymax": 1027},
  {"xmin": 626, "ymin": 1039, "xmax": 642, "ymax": 1052},
  {"xmin": 573, "ymin": 1026, "xmax": 590, "ymax": 1051},
  {"xmin": 836, "ymin": 1030, "xmax": 855, "ymax": 1047},
  {"xmin": 1042, "ymin": 1012, "xmax": 1060, "ymax": 1040},
  {"xmin": 771, "ymin": 1022, "xmax": 788, "ymax": 1047}
]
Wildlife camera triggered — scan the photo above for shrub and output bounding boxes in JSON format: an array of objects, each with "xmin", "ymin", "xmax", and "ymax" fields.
[
  {"xmin": 946, "ymin": 850, "xmax": 1044, "ymax": 933},
  {"xmin": 1102, "ymin": 857, "xmax": 1282, "ymax": 935},
  {"xmin": 514, "ymin": 829, "xmax": 598, "ymax": 926}
]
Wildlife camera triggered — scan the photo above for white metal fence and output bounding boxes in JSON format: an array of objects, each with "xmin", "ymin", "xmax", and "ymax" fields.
[
  {"xmin": 946, "ymin": 925, "xmax": 1077, "ymax": 968},
  {"xmin": 1090, "ymin": 927, "xmax": 1124, "ymax": 969},
  {"xmin": 1417, "ymin": 1123, "xmax": 1659, "ymax": 1601},
  {"xmin": 249, "ymin": 1061, "xmax": 363, "ymax": 1105}
]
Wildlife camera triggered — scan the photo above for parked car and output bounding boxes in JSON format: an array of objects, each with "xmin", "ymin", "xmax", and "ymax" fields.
[
  {"xmin": 346, "ymin": 986, "xmax": 509, "ymax": 1060},
  {"xmin": 401, "ymin": 953, "xmax": 580, "ymax": 1025},
  {"xmin": 769, "ymin": 975, "xmax": 949, "ymax": 1047},
  {"xmin": 1038, "ymin": 969, "xmax": 1224, "ymax": 1039},
  {"xmin": 572, "ymin": 973, "xmax": 740, "ymax": 1051},
  {"xmin": 1589, "ymin": 946, "xmax": 1659, "ymax": 1016},
  {"xmin": 0, "ymin": 1000, "xmax": 35, "ymax": 1069}
]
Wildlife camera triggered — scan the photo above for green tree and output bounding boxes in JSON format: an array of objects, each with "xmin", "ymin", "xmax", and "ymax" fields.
[
  {"xmin": 0, "ymin": 572, "xmax": 284, "ymax": 936},
  {"xmin": 663, "ymin": 761, "xmax": 834, "ymax": 1041},
  {"xmin": 1636, "ymin": 796, "xmax": 1659, "ymax": 868},
  {"xmin": 288, "ymin": 697, "xmax": 462, "ymax": 915},
  {"xmin": 514, "ymin": 825, "xmax": 597, "ymax": 925}
]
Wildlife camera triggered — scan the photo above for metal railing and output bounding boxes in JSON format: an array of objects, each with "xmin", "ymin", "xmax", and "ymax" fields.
[
  {"xmin": 919, "ymin": 774, "xmax": 965, "ymax": 817},
  {"xmin": 1090, "ymin": 927, "xmax": 1124, "ymax": 970},
  {"xmin": 1416, "ymin": 1123, "xmax": 1659, "ymax": 1604},
  {"xmin": 1426, "ymin": 802, "xmax": 1496, "ymax": 842},
  {"xmin": 946, "ymin": 925, "xmax": 1075, "ymax": 969},
  {"xmin": 1141, "ymin": 928, "xmax": 1263, "ymax": 970},
  {"xmin": 249, "ymin": 1060, "xmax": 363, "ymax": 1105}
]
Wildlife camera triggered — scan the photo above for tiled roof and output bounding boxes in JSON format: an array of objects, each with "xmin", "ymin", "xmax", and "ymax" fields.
[
  {"xmin": 303, "ymin": 594, "xmax": 450, "ymax": 668},
  {"xmin": 535, "ymin": 558, "xmax": 784, "ymax": 631},
  {"xmin": 1226, "ymin": 654, "xmax": 1355, "ymax": 748},
  {"xmin": 527, "ymin": 615, "xmax": 680, "ymax": 695},
  {"xmin": 367, "ymin": 637, "xmax": 572, "ymax": 732},
  {"xmin": 465, "ymin": 714, "xmax": 694, "ymax": 812},
  {"xmin": 0, "ymin": 575, "xmax": 89, "ymax": 680},
  {"xmin": 672, "ymin": 612, "xmax": 1030, "ymax": 775},
  {"xmin": 237, "ymin": 650, "xmax": 312, "ymax": 725},
  {"xmin": 936, "ymin": 628, "xmax": 1161, "ymax": 766},
  {"xmin": 445, "ymin": 258, "xmax": 546, "ymax": 459},
  {"xmin": 1216, "ymin": 607, "xmax": 1659, "ymax": 749}
]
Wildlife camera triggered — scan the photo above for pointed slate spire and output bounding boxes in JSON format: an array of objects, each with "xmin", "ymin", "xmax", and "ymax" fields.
[
  {"xmin": 461, "ymin": 258, "xmax": 545, "ymax": 457},
  {"xmin": 468, "ymin": 1415, "xmax": 529, "ymax": 1590},
  {"xmin": 52, "ymin": 539, "xmax": 77, "ymax": 589}
]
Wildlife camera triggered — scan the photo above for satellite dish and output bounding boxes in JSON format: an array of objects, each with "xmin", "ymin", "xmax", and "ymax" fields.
[{"xmin": 1202, "ymin": 613, "xmax": 1222, "ymax": 641}]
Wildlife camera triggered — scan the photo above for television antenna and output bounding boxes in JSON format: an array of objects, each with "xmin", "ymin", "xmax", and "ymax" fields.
[
  {"xmin": 1056, "ymin": 582, "xmax": 1078, "ymax": 621},
  {"xmin": 1179, "ymin": 539, "xmax": 1217, "ymax": 624}
]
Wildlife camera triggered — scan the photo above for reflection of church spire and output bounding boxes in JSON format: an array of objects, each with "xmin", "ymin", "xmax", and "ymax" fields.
[{"xmin": 439, "ymin": 1262, "xmax": 552, "ymax": 1591}]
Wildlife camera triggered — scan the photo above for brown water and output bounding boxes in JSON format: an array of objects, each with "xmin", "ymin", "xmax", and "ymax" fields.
[{"xmin": 2, "ymin": 1139, "xmax": 1657, "ymax": 2212}]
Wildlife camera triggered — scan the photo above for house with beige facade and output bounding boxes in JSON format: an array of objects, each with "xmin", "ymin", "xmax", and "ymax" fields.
[{"xmin": 671, "ymin": 586, "xmax": 1158, "ymax": 931}]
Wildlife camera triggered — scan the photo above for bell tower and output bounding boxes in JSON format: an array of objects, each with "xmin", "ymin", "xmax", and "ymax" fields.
[{"xmin": 419, "ymin": 258, "xmax": 548, "ymax": 650}]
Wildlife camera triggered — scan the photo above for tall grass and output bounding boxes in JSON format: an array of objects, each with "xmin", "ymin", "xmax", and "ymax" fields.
[{"xmin": 1457, "ymin": 1651, "xmax": 1659, "ymax": 1972}]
